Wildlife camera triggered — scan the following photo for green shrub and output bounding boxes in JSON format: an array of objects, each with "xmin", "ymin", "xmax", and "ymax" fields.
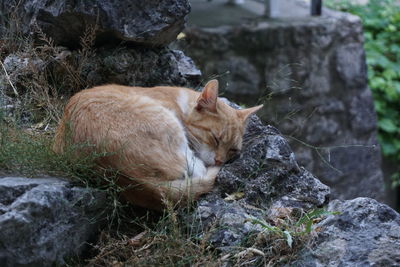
[{"xmin": 326, "ymin": 0, "xmax": 400, "ymax": 187}]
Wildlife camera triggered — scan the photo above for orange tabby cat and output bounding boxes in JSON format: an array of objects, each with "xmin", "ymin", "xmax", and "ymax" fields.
[{"xmin": 53, "ymin": 80, "xmax": 262, "ymax": 210}]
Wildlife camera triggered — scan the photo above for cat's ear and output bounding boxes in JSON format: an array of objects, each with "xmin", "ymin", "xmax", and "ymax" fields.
[
  {"xmin": 237, "ymin": 104, "xmax": 263, "ymax": 122},
  {"xmin": 196, "ymin": 79, "xmax": 219, "ymax": 112}
]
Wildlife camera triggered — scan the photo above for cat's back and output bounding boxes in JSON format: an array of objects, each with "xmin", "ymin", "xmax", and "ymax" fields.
[
  {"xmin": 67, "ymin": 84, "xmax": 150, "ymax": 107},
  {"xmin": 55, "ymin": 84, "xmax": 192, "ymax": 155},
  {"xmin": 66, "ymin": 84, "xmax": 196, "ymax": 115}
]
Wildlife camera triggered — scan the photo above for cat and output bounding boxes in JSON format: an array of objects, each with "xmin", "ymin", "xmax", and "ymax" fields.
[{"xmin": 53, "ymin": 80, "xmax": 262, "ymax": 210}]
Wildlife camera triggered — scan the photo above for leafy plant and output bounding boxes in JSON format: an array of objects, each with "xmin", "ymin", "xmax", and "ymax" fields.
[
  {"xmin": 326, "ymin": 0, "xmax": 400, "ymax": 186},
  {"xmin": 251, "ymin": 208, "xmax": 339, "ymax": 248}
]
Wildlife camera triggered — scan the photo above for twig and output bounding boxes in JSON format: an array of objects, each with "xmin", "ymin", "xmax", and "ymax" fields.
[
  {"xmin": 285, "ymin": 135, "xmax": 377, "ymax": 175},
  {"xmin": 0, "ymin": 60, "xmax": 19, "ymax": 96}
]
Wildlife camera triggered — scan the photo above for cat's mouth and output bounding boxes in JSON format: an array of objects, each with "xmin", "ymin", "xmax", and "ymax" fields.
[
  {"xmin": 205, "ymin": 155, "xmax": 239, "ymax": 167},
  {"xmin": 204, "ymin": 162, "xmax": 217, "ymax": 168}
]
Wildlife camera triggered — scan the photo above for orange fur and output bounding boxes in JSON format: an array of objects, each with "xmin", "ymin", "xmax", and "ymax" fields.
[{"xmin": 53, "ymin": 80, "xmax": 263, "ymax": 210}]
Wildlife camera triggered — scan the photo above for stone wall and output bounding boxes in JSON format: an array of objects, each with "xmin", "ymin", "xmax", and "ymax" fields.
[{"xmin": 179, "ymin": 9, "xmax": 385, "ymax": 201}]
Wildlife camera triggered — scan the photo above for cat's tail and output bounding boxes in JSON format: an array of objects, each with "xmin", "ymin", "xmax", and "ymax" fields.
[{"xmin": 118, "ymin": 167, "xmax": 220, "ymax": 211}]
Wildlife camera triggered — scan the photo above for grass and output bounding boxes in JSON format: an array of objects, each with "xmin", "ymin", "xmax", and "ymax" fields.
[
  {"xmin": 86, "ymin": 204, "xmax": 220, "ymax": 267},
  {"xmin": 0, "ymin": 114, "xmax": 132, "ymax": 225},
  {"xmin": 82, "ymin": 203, "xmax": 336, "ymax": 266},
  {"xmin": 216, "ymin": 208, "xmax": 338, "ymax": 266}
]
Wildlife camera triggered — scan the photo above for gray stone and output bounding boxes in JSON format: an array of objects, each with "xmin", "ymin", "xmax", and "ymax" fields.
[
  {"xmin": 0, "ymin": 53, "xmax": 54, "ymax": 123},
  {"xmin": 0, "ymin": 92, "xmax": 14, "ymax": 119},
  {"xmin": 173, "ymin": 50, "xmax": 202, "ymax": 85},
  {"xmin": 349, "ymin": 89, "xmax": 377, "ymax": 134},
  {"xmin": 179, "ymin": 4, "xmax": 385, "ymax": 202},
  {"xmin": 0, "ymin": 54, "xmax": 45, "ymax": 95},
  {"xmin": 335, "ymin": 43, "xmax": 367, "ymax": 89},
  {"xmin": 0, "ymin": 177, "xmax": 107, "ymax": 267},
  {"xmin": 202, "ymin": 56, "xmax": 261, "ymax": 103},
  {"xmin": 294, "ymin": 198, "xmax": 400, "ymax": 266},
  {"xmin": 0, "ymin": 0, "xmax": 190, "ymax": 48},
  {"xmin": 81, "ymin": 47, "xmax": 201, "ymax": 88}
]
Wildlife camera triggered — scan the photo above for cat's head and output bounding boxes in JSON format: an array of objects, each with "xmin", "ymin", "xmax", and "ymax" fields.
[{"xmin": 186, "ymin": 79, "xmax": 263, "ymax": 167}]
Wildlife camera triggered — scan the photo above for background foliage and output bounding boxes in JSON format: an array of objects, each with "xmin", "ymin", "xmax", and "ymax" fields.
[{"xmin": 326, "ymin": 0, "xmax": 400, "ymax": 186}]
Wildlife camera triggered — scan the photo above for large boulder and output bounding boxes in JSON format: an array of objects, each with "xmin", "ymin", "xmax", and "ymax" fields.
[
  {"xmin": 0, "ymin": 177, "xmax": 107, "ymax": 266},
  {"xmin": 294, "ymin": 197, "xmax": 400, "ymax": 266},
  {"xmin": 0, "ymin": 0, "xmax": 190, "ymax": 48}
]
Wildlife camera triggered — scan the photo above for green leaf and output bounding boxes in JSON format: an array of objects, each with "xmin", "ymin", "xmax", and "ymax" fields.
[
  {"xmin": 283, "ymin": 230, "xmax": 293, "ymax": 248},
  {"xmin": 296, "ymin": 208, "xmax": 339, "ymax": 227},
  {"xmin": 378, "ymin": 119, "xmax": 398, "ymax": 133},
  {"xmin": 250, "ymin": 218, "xmax": 280, "ymax": 234},
  {"xmin": 380, "ymin": 139, "xmax": 397, "ymax": 155}
]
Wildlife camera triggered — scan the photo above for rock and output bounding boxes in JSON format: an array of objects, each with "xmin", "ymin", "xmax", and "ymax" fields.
[
  {"xmin": 1, "ymin": 47, "xmax": 201, "ymax": 107},
  {"xmin": 0, "ymin": 177, "xmax": 107, "ymax": 266},
  {"xmin": 0, "ymin": 91, "xmax": 14, "ymax": 119},
  {"xmin": 80, "ymin": 47, "xmax": 201, "ymax": 88},
  {"xmin": 294, "ymin": 198, "xmax": 400, "ymax": 266},
  {"xmin": 0, "ymin": 54, "xmax": 45, "ymax": 95},
  {"xmin": 179, "ymin": 5, "xmax": 385, "ymax": 202},
  {"xmin": 0, "ymin": 53, "xmax": 52, "ymax": 123},
  {"xmin": 172, "ymin": 50, "xmax": 202, "ymax": 86},
  {"xmin": 0, "ymin": 0, "xmax": 190, "ymax": 48},
  {"xmin": 335, "ymin": 43, "xmax": 367, "ymax": 89},
  {"xmin": 201, "ymin": 56, "xmax": 261, "ymax": 103},
  {"xmin": 192, "ymin": 114, "xmax": 330, "ymax": 249}
]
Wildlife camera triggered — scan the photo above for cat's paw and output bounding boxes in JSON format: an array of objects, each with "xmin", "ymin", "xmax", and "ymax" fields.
[{"xmin": 206, "ymin": 166, "xmax": 221, "ymax": 178}]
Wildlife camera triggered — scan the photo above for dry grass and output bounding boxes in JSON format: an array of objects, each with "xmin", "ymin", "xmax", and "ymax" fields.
[
  {"xmin": 79, "ymin": 205, "xmax": 329, "ymax": 267},
  {"xmin": 85, "ymin": 203, "xmax": 220, "ymax": 267},
  {"xmin": 209, "ymin": 208, "xmax": 320, "ymax": 267},
  {"xmin": 0, "ymin": 5, "xmax": 98, "ymax": 126}
]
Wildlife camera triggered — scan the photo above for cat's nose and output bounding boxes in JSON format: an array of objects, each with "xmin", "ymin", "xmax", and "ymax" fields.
[{"xmin": 215, "ymin": 159, "xmax": 223, "ymax": 166}]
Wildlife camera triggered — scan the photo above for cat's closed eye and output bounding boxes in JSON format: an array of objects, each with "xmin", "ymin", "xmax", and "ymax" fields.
[
  {"xmin": 229, "ymin": 148, "xmax": 240, "ymax": 154},
  {"xmin": 211, "ymin": 132, "xmax": 220, "ymax": 146}
]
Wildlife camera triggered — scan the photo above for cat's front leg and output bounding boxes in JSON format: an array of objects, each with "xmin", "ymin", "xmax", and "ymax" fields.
[{"xmin": 184, "ymin": 148, "xmax": 208, "ymax": 179}]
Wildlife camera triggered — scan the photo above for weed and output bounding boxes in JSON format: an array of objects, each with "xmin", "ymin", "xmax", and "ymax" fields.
[
  {"xmin": 0, "ymin": 6, "xmax": 98, "ymax": 125},
  {"xmin": 222, "ymin": 208, "xmax": 340, "ymax": 266},
  {"xmin": 0, "ymin": 112, "xmax": 132, "ymax": 225}
]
